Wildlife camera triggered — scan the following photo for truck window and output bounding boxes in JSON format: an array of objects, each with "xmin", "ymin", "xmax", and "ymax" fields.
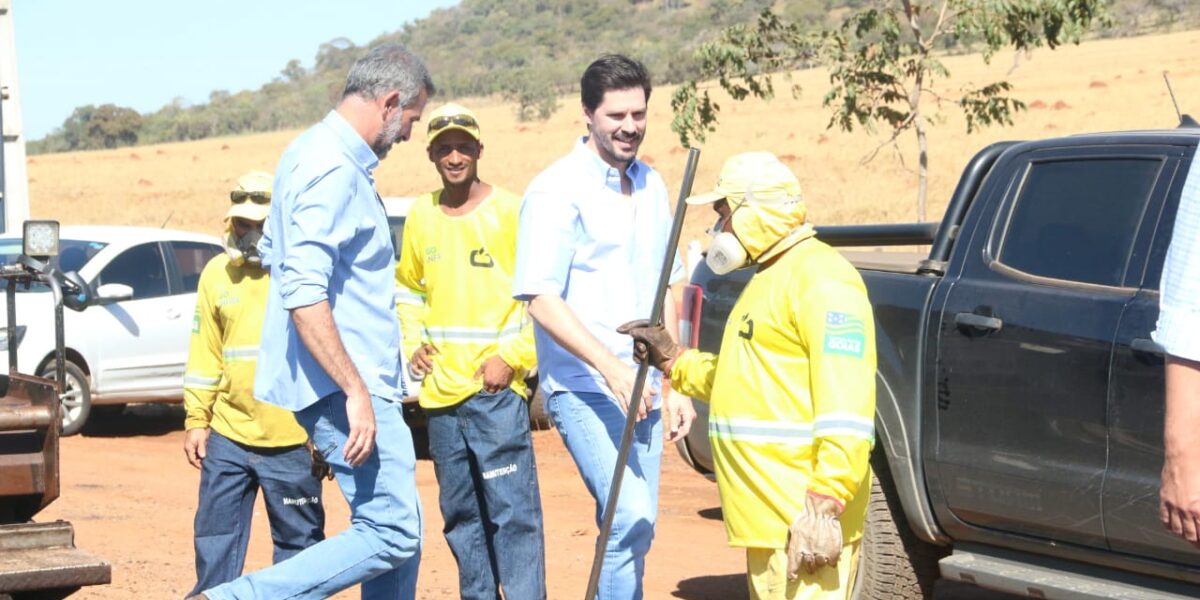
[
  {"xmin": 1141, "ymin": 156, "xmax": 1196, "ymax": 291},
  {"xmin": 997, "ymin": 158, "xmax": 1161, "ymax": 287}
]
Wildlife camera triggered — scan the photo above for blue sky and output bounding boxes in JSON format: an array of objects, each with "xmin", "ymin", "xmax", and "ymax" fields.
[{"xmin": 13, "ymin": 1, "xmax": 460, "ymax": 140}]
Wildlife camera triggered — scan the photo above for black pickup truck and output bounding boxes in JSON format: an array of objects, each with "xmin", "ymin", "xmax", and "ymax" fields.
[{"xmin": 674, "ymin": 125, "xmax": 1200, "ymax": 599}]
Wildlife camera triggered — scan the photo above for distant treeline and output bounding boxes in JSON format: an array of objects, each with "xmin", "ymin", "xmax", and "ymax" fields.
[{"xmin": 28, "ymin": 0, "xmax": 1199, "ymax": 155}]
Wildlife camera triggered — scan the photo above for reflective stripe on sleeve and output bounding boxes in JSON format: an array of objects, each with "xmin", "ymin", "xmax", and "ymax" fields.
[
  {"xmin": 183, "ymin": 374, "xmax": 221, "ymax": 391},
  {"xmin": 222, "ymin": 346, "xmax": 259, "ymax": 363},
  {"xmin": 813, "ymin": 412, "xmax": 875, "ymax": 441},
  {"xmin": 708, "ymin": 416, "xmax": 814, "ymax": 445},
  {"xmin": 423, "ymin": 324, "xmax": 523, "ymax": 345},
  {"xmin": 395, "ymin": 287, "xmax": 425, "ymax": 307}
]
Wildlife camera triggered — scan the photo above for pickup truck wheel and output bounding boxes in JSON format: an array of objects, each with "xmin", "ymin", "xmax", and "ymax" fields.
[
  {"xmin": 38, "ymin": 360, "xmax": 91, "ymax": 437},
  {"xmin": 850, "ymin": 462, "xmax": 946, "ymax": 600}
]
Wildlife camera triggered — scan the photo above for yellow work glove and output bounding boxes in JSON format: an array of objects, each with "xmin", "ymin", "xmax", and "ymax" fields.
[
  {"xmin": 616, "ymin": 319, "xmax": 681, "ymax": 373},
  {"xmin": 786, "ymin": 492, "xmax": 844, "ymax": 579}
]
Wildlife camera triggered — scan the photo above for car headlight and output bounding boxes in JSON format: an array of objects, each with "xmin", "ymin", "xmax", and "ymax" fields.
[{"xmin": 0, "ymin": 325, "xmax": 27, "ymax": 350}]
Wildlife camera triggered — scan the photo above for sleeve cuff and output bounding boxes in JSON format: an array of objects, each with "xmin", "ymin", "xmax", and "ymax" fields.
[
  {"xmin": 513, "ymin": 284, "xmax": 563, "ymax": 302},
  {"xmin": 184, "ymin": 415, "xmax": 211, "ymax": 430},
  {"xmin": 1154, "ymin": 307, "xmax": 1200, "ymax": 362},
  {"xmin": 496, "ymin": 345, "xmax": 521, "ymax": 371},
  {"xmin": 280, "ymin": 281, "xmax": 328, "ymax": 310}
]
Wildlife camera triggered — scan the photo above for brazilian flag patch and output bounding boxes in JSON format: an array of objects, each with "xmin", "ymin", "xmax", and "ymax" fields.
[{"xmin": 824, "ymin": 311, "xmax": 865, "ymax": 358}]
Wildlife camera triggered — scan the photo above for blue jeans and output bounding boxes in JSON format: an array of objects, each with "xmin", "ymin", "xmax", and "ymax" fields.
[
  {"xmin": 204, "ymin": 394, "xmax": 423, "ymax": 600},
  {"xmin": 427, "ymin": 388, "xmax": 546, "ymax": 600},
  {"xmin": 547, "ymin": 390, "xmax": 662, "ymax": 600},
  {"xmin": 189, "ymin": 431, "xmax": 325, "ymax": 597}
]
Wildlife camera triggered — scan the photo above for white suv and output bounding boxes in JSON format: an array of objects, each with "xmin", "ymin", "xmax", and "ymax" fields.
[{"xmin": 0, "ymin": 226, "xmax": 222, "ymax": 435}]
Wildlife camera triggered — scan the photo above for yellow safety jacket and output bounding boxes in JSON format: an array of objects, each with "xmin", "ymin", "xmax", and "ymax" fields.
[
  {"xmin": 395, "ymin": 187, "xmax": 537, "ymax": 409},
  {"xmin": 671, "ymin": 238, "xmax": 876, "ymax": 549},
  {"xmin": 183, "ymin": 254, "xmax": 307, "ymax": 447}
]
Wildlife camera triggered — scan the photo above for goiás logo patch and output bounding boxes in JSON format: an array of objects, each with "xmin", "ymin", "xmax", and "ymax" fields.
[{"xmin": 824, "ymin": 311, "xmax": 865, "ymax": 358}]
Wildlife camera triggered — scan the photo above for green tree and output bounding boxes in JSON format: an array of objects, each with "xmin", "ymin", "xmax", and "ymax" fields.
[
  {"xmin": 51, "ymin": 103, "xmax": 142, "ymax": 150},
  {"xmin": 503, "ymin": 68, "xmax": 561, "ymax": 122},
  {"xmin": 672, "ymin": 1, "xmax": 1110, "ymax": 222},
  {"xmin": 58, "ymin": 104, "xmax": 97, "ymax": 150},
  {"xmin": 87, "ymin": 104, "xmax": 142, "ymax": 148}
]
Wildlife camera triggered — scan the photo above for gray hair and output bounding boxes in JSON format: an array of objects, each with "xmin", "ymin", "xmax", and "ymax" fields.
[{"xmin": 342, "ymin": 44, "xmax": 436, "ymax": 107}]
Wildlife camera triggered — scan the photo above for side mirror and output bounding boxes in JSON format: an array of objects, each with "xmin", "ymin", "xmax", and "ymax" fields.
[
  {"xmin": 62, "ymin": 271, "xmax": 94, "ymax": 312},
  {"xmin": 93, "ymin": 283, "xmax": 133, "ymax": 306}
]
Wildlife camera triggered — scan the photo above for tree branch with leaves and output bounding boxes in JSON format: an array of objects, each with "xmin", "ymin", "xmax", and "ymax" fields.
[{"xmin": 672, "ymin": 0, "xmax": 1109, "ymax": 222}]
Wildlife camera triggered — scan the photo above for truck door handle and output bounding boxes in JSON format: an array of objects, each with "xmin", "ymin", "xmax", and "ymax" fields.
[
  {"xmin": 1130, "ymin": 338, "xmax": 1164, "ymax": 356},
  {"xmin": 955, "ymin": 312, "xmax": 1003, "ymax": 332},
  {"xmin": 1130, "ymin": 337, "xmax": 1166, "ymax": 367},
  {"xmin": 165, "ymin": 308, "xmax": 182, "ymax": 320}
]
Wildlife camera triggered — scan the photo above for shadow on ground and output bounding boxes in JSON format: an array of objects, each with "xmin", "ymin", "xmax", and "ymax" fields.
[
  {"xmin": 698, "ymin": 506, "xmax": 724, "ymax": 520},
  {"xmin": 671, "ymin": 576, "xmax": 1019, "ymax": 600},
  {"xmin": 934, "ymin": 580, "xmax": 1025, "ymax": 599},
  {"xmin": 81, "ymin": 403, "xmax": 185, "ymax": 437},
  {"xmin": 673, "ymin": 573, "xmax": 747, "ymax": 599}
]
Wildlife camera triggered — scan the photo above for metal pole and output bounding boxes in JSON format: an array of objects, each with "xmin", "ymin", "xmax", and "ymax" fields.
[
  {"xmin": 6, "ymin": 277, "xmax": 15, "ymax": 372},
  {"xmin": 48, "ymin": 273, "xmax": 65, "ymax": 394},
  {"xmin": 583, "ymin": 147, "xmax": 700, "ymax": 600}
]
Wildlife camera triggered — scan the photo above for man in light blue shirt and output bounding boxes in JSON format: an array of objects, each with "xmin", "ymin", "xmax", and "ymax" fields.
[
  {"xmin": 193, "ymin": 44, "xmax": 433, "ymax": 600},
  {"xmin": 1156, "ymin": 153, "xmax": 1200, "ymax": 548},
  {"xmin": 513, "ymin": 54, "xmax": 695, "ymax": 600}
]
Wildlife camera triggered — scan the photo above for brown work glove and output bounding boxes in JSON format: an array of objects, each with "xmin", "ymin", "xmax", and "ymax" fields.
[
  {"xmin": 308, "ymin": 441, "xmax": 334, "ymax": 481},
  {"xmin": 786, "ymin": 492, "xmax": 844, "ymax": 579},
  {"xmin": 616, "ymin": 319, "xmax": 681, "ymax": 373}
]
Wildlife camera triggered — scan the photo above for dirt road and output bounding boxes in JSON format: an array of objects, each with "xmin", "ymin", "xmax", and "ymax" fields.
[
  {"xmin": 40, "ymin": 405, "xmax": 1012, "ymax": 599},
  {"xmin": 40, "ymin": 405, "xmax": 744, "ymax": 599}
]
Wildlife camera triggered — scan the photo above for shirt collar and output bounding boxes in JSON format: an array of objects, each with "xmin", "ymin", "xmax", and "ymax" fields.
[
  {"xmin": 572, "ymin": 136, "xmax": 643, "ymax": 193},
  {"xmin": 322, "ymin": 110, "xmax": 380, "ymax": 174}
]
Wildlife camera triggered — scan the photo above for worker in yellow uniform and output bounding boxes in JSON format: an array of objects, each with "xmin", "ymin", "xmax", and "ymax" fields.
[
  {"xmin": 182, "ymin": 170, "xmax": 326, "ymax": 596},
  {"xmin": 395, "ymin": 103, "xmax": 546, "ymax": 599},
  {"xmin": 619, "ymin": 152, "xmax": 876, "ymax": 600}
]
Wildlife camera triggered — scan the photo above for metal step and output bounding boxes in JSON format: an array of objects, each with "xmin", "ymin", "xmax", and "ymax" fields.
[
  {"xmin": 940, "ymin": 544, "xmax": 1200, "ymax": 600},
  {"xmin": 0, "ymin": 522, "xmax": 110, "ymax": 593}
]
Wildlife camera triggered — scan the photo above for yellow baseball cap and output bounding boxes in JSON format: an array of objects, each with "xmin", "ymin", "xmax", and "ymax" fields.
[
  {"xmin": 686, "ymin": 151, "xmax": 802, "ymax": 206},
  {"xmin": 226, "ymin": 170, "xmax": 273, "ymax": 222},
  {"xmin": 426, "ymin": 102, "xmax": 481, "ymax": 144}
]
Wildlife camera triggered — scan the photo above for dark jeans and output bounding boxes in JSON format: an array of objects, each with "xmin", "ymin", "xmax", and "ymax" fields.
[
  {"xmin": 190, "ymin": 430, "xmax": 325, "ymax": 596},
  {"xmin": 427, "ymin": 388, "xmax": 547, "ymax": 600}
]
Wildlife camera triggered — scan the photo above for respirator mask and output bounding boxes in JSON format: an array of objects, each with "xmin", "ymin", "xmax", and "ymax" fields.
[
  {"xmin": 704, "ymin": 194, "xmax": 752, "ymax": 276},
  {"xmin": 223, "ymin": 174, "xmax": 272, "ymax": 268},
  {"xmin": 226, "ymin": 226, "xmax": 264, "ymax": 267},
  {"xmin": 703, "ymin": 188, "xmax": 812, "ymax": 276}
]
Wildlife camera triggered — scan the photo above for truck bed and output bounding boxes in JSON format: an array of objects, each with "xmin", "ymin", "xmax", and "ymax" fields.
[{"xmin": 842, "ymin": 250, "xmax": 928, "ymax": 274}]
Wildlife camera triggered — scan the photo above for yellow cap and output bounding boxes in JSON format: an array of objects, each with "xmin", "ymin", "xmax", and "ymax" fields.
[
  {"xmin": 226, "ymin": 170, "xmax": 272, "ymax": 222},
  {"xmin": 686, "ymin": 151, "xmax": 802, "ymax": 206},
  {"xmin": 426, "ymin": 102, "xmax": 481, "ymax": 144}
]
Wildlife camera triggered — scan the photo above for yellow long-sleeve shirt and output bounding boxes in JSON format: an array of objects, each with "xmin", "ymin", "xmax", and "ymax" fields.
[
  {"xmin": 395, "ymin": 187, "xmax": 537, "ymax": 409},
  {"xmin": 671, "ymin": 238, "xmax": 876, "ymax": 548},
  {"xmin": 183, "ymin": 254, "xmax": 307, "ymax": 447}
]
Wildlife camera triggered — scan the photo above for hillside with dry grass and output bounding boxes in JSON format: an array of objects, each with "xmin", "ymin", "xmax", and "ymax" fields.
[{"xmin": 26, "ymin": 29, "xmax": 1200, "ymax": 248}]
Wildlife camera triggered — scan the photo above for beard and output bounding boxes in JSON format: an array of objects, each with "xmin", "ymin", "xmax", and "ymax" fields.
[
  {"xmin": 372, "ymin": 111, "xmax": 406, "ymax": 159},
  {"xmin": 594, "ymin": 128, "xmax": 642, "ymax": 167}
]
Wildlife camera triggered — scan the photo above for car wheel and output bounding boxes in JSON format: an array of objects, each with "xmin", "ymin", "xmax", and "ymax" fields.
[
  {"xmin": 849, "ymin": 455, "xmax": 947, "ymax": 600},
  {"xmin": 39, "ymin": 360, "xmax": 91, "ymax": 437}
]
